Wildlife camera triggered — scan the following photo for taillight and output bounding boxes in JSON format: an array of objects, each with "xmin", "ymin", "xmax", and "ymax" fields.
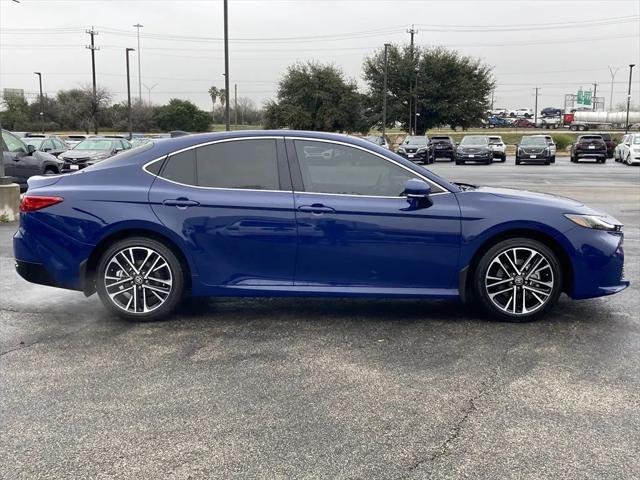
[{"xmin": 20, "ymin": 195, "xmax": 63, "ymax": 212}]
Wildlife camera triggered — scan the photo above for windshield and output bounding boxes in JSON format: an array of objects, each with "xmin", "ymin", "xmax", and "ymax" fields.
[
  {"xmin": 521, "ymin": 136, "xmax": 547, "ymax": 146},
  {"xmin": 74, "ymin": 139, "xmax": 114, "ymax": 151},
  {"xmin": 83, "ymin": 141, "xmax": 154, "ymax": 172},
  {"xmin": 460, "ymin": 136, "xmax": 488, "ymax": 146},
  {"xmin": 403, "ymin": 136, "xmax": 427, "ymax": 145},
  {"xmin": 633, "ymin": 137, "xmax": 640, "ymax": 145},
  {"xmin": 488, "ymin": 137, "xmax": 502, "ymax": 144},
  {"xmin": 23, "ymin": 138, "xmax": 43, "ymax": 148}
]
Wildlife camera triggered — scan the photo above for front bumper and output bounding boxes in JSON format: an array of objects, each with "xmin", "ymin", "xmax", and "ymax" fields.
[
  {"xmin": 398, "ymin": 150, "xmax": 430, "ymax": 162},
  {"xmin": 566, "ymin": 228, "xmax": 630, "ymax": 299},
  {"xmin": 456, "ymin": 153, "xmax": 492, "ymax": 162},
  {"xmin": 517, "ymin": 153, "xmax": 549, "ymax": 162}
]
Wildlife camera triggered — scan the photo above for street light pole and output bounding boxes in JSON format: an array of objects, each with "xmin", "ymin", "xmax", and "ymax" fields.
[
  {"xmin": 413, "ymin": 67, "xmax": 419, "ymax": 135},
  {"xmin": 382, "ymin": 43, "xmax": 390, "ymax": 138},
  {"xmin": 625, "ymin": 64, "xmax": 635, "ymax": 134},
  {"xmin": 133, "ymin": 23, "xmax": 143, "ymax": 104},
  {"xmin": 34, "ymin": 72, "xmax": 44, "ymax": 134},
  {"xmin": 223, "ymin": 0, "xmax": 230, "ymax": 131},
  {"xmin": 126, "ymin": 48, "xmax": 135, "ymax": 140}
]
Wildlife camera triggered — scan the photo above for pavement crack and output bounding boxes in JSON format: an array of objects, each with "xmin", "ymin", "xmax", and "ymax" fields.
[{"xmin": 0, "ymin": 340, "xmax": 41, "ymax": 358}]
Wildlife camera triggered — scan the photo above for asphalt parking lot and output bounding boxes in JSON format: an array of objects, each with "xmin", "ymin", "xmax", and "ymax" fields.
[{"xmin": 1, "ymin": 156, "xmax": 639, "ymax": 479}]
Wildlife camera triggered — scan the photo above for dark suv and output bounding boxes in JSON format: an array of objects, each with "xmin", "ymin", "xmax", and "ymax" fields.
[
  {"xmin": 397, "ymin": 135, "xmax": 433, "ymax": 164},
  {"xmin": 1, "ymin": 129, "xmax": 63, "ymax": 189},
  {"xmin": 570, "ymin": 135, "xmax": 607, "ymax": 163},
  {"xmin": 430, "ymin": 136, "xmax": 455, "ymax": 161}
]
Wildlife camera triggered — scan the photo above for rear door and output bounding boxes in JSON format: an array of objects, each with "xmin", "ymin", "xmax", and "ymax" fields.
[
  {"xmin": 1, "ymin": 131, "xmax": 29, "ymax": 183},
  {"xmin": 148, "ymin": 137, "xmax": 297, "ymax": 287}
]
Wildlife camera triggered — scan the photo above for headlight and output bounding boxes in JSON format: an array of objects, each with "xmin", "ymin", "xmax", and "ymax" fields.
[
  {"xmin": 398, "ymin": 147, "xmax": 406, "ymax": 153},
  {"xmin": 417, "ymin": 147, "xmax": 427, "ymax": 152},
  {"xmin": 564, "ymin": 214, "xmax": 622, "ymax": 232}
]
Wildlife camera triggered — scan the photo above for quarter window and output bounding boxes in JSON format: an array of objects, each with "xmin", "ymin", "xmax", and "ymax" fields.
[
  {"xmin": 196, "ymin": 139, "xmax": 280, "ymax": 190},
  {"xmin": 294, "ymin": 140, "xmax": 441, "ymax": 196},
  {"xmin": 160, "ymin": 149, "xmax": 196, "ymax": 185}
]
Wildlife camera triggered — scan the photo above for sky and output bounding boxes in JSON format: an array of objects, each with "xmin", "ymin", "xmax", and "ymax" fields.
[{"xmin": 0, "ymin": 0, "xmax": 639, "ymax": 113}]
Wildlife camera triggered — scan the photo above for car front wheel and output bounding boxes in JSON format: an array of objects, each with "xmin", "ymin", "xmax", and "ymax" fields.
[
  {"xmin": 96, "ymin": 237, "xmax": 185, "ymax": 321},
  {"xmin": 473, "ymin": 238, "xmax": 563, "ymax": 322}
]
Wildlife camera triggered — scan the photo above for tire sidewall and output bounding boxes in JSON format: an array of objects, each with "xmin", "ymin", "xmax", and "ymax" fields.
[
  {"xmin": 96, "ymin": 237, "xmax": 184, "ymax": 321},
  {"xmin": 473, "ymin": 238, "xmax": 563, "ymax": 322}
]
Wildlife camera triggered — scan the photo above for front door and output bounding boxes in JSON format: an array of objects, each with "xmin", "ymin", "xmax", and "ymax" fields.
[
  {"xmin": 288, "ymin": 138, "xmax": 461, "ymax": 290},
  {"xmin": 1, "ymin": 131, "xmax": 28, "ymax": 183},
  {"xmin": 148, "ymin": 137, "xmax": 297, "ymax": 288}
]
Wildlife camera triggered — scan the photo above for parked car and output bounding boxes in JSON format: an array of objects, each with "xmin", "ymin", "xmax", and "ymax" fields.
[
  {"xmin": 541, "ymin": 107, "xmax": 562, "ymax": 118},
  {"xmin": 488, "ymin": 108, "xmax": 508, "ymax": 117},
  {"xmin": 615, "ymin": 134, "xmax": 640, "ymax": 165},
  {"xmin": 509, "ymin": 108, "xmax": 533, "ymax": 118},
  {"xmin": 455, "ymin": 136, "xmax": 492, "ymax": 165},
  {"xmin": 363, "ymin": 135, "xmax": 391, "ymax": 150},
  {"xmin": 516, "ymin": 135, "xmax": 553, "ymax": 165},
  {"xmin": 430, "ymin": 136, "xmax": 455, "ymax": 161},
  {"xmin": 570, "ymin": 135, "xmax": 607, "ymax": 163},
  {"xmin": 60, "ymin": 137, "xmax": 132, "ymax": 172},
  {"xmin": 599, "ymin": 133, "xmax": 616, "ymax": 159},
  {"xmin": 397, "ymin": 135, "xmax": 432, "ymax": 164},
  {"xmin": 15, "ymin": 131, "xmax": 628, "ymax": 323},
  {"xmin": 21, "ymin": 135, "xmax": 68, "ymax": 157},
  {"xmin": 485, "ymin": 116, "xmax": 511, "ymax": 128},
  {"xmin": 63, "ymin": 135, "xmax": 92, "ymax": 148},
  {"xmin": 1, "ymin": 129, "xmax": 63, "ymax": 189},
  {"xmin": 488, "ymin": 136, "xmax": 507, "ymax": 162},
  {"xmin": 542, "ymin": 135, "xmax": 557, "ymax": 163},
  {"xmin": 512, "ymin": 118, "xmax": 535, "ymax": 128}
]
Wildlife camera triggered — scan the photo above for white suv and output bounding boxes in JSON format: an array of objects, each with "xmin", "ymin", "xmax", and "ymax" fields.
[
  {"xmin": 509, "ymin": 108, "xmax": 533, "ymax": 118},
  {"xmin": 615, "ymin": 134, "xmax": 640, "ymax": 165},
  {"xmin": 488, "ymin": 136, "xmax": 507, "ymax": 162}
]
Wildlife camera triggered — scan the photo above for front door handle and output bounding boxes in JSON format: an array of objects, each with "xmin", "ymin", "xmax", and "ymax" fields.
[
  {"xmin": 163, "ymin": 198, "xmax": 200, "ymax": 209},
  {"xmin": 297, "ymin": 204, "xmax": 335, "ymax": 214}
]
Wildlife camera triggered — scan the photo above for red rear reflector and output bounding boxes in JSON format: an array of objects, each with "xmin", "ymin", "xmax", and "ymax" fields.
[{"xmin": 20, "ymin": 196, "xmax": 64, "ymax": 212}]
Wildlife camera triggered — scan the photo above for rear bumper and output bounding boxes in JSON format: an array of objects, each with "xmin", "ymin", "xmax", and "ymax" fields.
[
  {"xmin": 15, "ymin": 260, "xmax": 60, "ymax": 288},
  {"xmin": 575, "ymin": 151, "xmax": 606, "ymax": 159}
]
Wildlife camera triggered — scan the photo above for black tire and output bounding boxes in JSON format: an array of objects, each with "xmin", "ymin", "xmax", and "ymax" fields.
[
  {"xmin": 515, "ymin": 158, "xmax": 521, "ymax": 165},
  {"xmin": 96, "ymin": 237, "xmax": 185, "ymax": 321},
  {"xmin": 473, "ymin": 238, "xmax": 563, "ymax": 322},
  {"xmin": 44, "ymin": 167, "xmax": 58, "ymax": 175},
  {"xmin": 544, "ymin": 159, "xmax": 550, "ymax": 165},
  {"xmin": 550, "ymin": 155, "xmax": 556, "ymax": 163},
  {"xmin": 455, "ymin": 159, "xmax": 464, "ymax": 165},
  {"xmin": 500, "ymin": 154, "xmax": 506, "ymax": 162}
]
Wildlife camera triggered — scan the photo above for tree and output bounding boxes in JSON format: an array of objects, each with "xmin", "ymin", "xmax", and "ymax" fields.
[
  {"xmin": 154, "ymin": 98, "xmax": 211, "ymax": 132},
  {"xmin": 0, "ymin": 92, "xmax": 30, "ymax": 130},
  {"xmin": 55, "ymin": 85, "xmax": 111, "ymax": 133},
  {"xmin": 264, "ymin": 62, "xmax": 367, "ymax": 133},
  {"xmin": 208, "ymin": 86, "xmax": 219, "ymax": 121},
  {"xmin": 363, "ymin": 45, "xmax": 495, "ymax": 132}
]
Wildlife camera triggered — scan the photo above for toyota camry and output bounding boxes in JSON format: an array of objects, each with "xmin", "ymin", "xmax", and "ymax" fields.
[{"xmin": 14, "ymin": 131, "xmax": 629, "ymax": 322}]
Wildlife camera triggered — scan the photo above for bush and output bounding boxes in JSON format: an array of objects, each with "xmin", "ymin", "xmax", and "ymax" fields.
[{"xmin": 550, "ymin": 134, "xmax": 574, "ymax": 151}]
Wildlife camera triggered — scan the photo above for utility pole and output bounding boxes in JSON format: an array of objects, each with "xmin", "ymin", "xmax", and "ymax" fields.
[
  {"xmin": 34, "ymin": 72, "xmax": 44, "ymax": 134},
  {"xmin": 625, "ymin": 64, "xmax": 635, "ymax": 134},
  {"xmin": 234, "ymin": 83, "xmax": 238, "ymax": 127},
  {"xmin": 86, "ymin": 27, "xmax": 99, "ymax": 134},
  {"xmin": 534, "ymin": 87, "xmax": 540, "ymax": 125},
  {"xmin": 382, "ymin": 43, "xmax": 390, "ymax": 137},
  {"xmin": 414, "ymin": 67, "xmax": 419, "ymax": 135},
  {"xmin": 608, "ymin": 66, "xmax": 620, "ymax": 111},
  {"xmin": 126, "ymin": 48, "xmax": 135, "ymax": 140},
  {"xmin": 223, "ymin": 0, "xmax": 230, "ymax": 131},
  {"xmin": 491, "ymin": 89, "xmax": 495, "ymax": 111},
  {"xmin": 133, "ymin": 23, "xmax": 143, "ymax": 103},
  {"xmin": 142, "ymin": 82, "xmax": 158, "ymax": 105},
  {"xmin": 593, "ymin": 83, "xmax": 598, "ymax": 111},
  {"xmin": 407, "ymin": 25, "xmax": 417, "ymax": 135}
]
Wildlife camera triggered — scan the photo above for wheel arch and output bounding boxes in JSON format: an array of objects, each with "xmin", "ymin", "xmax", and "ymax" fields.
[
  {"xmin": 81, "ymin": 227, "xmax": 194, "ymax": 296},
  {"xmin": 460, "ymin": 227, "xmax": 574, "ymax": 302}
]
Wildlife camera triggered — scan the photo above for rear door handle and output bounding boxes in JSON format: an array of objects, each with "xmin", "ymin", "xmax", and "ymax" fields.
[
  {"xmin": 163, "ymin": 198, "xmax": 200, "ymax": 208},
  {"xmin": 297, "ymin": 204, "xmax": 335, "ymax": 214}
]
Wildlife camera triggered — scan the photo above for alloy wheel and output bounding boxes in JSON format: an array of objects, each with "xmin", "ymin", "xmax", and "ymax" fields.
[
  {"xmin": 484, "ymin": 247, "xmax": 554, "ymax": 315},
  {"xmin": 103, "ymin": 246, "xmax": 173, "ymax": 314}
]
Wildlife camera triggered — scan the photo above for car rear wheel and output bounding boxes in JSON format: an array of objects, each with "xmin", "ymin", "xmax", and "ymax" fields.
[
  {"xmin": 96, "ymin": 237, "xmax": 184, "ymax": 321},
  {"xmin": 474, "ymin": 238, "xmax": 563, "ymax": 322}
]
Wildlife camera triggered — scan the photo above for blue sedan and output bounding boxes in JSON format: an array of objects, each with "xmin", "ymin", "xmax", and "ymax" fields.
[{"xmin": 14, "ymin": 131, "xmax": 628, "ymax": 322}]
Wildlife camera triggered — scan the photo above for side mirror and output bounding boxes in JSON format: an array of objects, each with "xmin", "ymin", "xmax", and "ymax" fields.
[
  {"xmin": 404, "ymin": 178, "xmax": 431, "ymax": 199},
  {"xmin": 27, "ymin": 144, "xmax": 36, "ymax": 154},
  {"xmin": 43, "ymin": 147, "xmax": 52, "ymax": 152}
]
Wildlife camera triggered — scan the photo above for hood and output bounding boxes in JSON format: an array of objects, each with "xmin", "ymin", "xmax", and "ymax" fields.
[
  {"xmin": 62, "ymin": 149, "xmax": 110, "ymax": 160},
  {"xmin": 476, "ymin": 186, "xmax": 585, "ymax": 208}
]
